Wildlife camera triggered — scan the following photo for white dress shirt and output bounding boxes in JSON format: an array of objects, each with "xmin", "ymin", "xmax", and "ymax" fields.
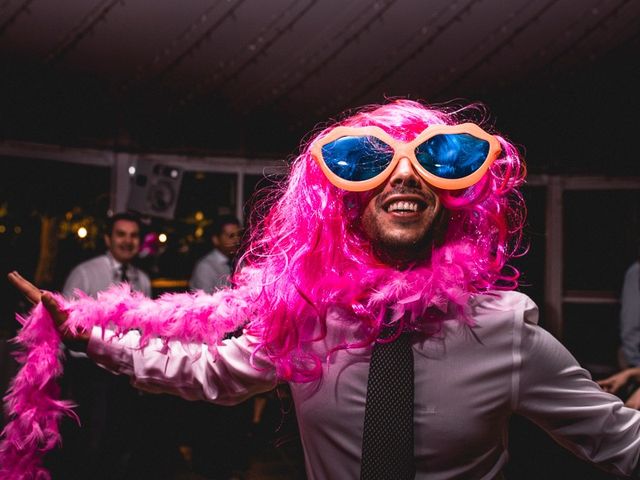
[
  {"xmin": 189, "ymin": 249, "xmax": 233, "ymax": 293},
  {"xmin": 63, "ymin": 252, "xmax": 151, "ymax": 299},
  {"xmin": 87, "ymin": 291, "xmax": 640, "ymax": 479}
]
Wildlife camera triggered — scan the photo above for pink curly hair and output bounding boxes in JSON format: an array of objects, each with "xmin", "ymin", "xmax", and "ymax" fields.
[{"xmin": 236, "ymin": 99, "xmax": 527, "ymax": 382}]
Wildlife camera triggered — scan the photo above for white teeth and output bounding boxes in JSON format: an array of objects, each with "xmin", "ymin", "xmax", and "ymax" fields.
[{"xmin": 387, "ymin": 201, "xmax": 419, "ymax": 212}]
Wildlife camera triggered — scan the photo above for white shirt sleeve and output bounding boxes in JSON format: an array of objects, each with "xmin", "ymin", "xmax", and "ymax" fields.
[
  {"xmin": 87, "ymin": 327, "xmax": 278, "ymax": 406},
  {"xmin": 514, "ymin": 317, "xmax": 640, "ymax": 477}
]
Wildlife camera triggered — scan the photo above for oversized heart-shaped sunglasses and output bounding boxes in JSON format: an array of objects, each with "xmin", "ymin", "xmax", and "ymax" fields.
[{"xmin": 310, "ymin": 123, "xmax": 502, "ymax": 191}]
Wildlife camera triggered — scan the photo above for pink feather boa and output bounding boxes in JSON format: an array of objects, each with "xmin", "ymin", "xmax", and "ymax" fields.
[
  {"xmin": 0, "ymin": 285, "xmax": 255, "ymax": 479},
  {"xmin": 0, "ymin": 256, "xmax": 487, "ymax": 479},
  {"xmin": 0, "ymin": 251, "xmax": 498, "ymax": 478}
]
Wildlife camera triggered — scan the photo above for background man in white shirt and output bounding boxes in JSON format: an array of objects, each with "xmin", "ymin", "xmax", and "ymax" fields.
[
  {"xmin": 188, "ymin": 215, "xmax": 249, "ymax": 478},
  {"xmin": 189, "ymin": 215, "xmax": 242, "ymax": 293},
  {"xmin": 60, "ymin": 212, "xmax": 153, "ymax": 480},
  {"xmin": 63, "ymin": 212, "xmax": 151, "ymax": 298}
]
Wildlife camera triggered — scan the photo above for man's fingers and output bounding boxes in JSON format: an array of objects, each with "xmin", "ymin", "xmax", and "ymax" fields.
[
  {"xmin": 597, "ymin": 377, "xmax": 615, "ymax": 386},
  {"xmin": 597, "ymin": 376, "xmax": 623, "ymax": 393},
  {"xmin": 626, "ymin": 394, "xmax": 640, "ymax": 410},
  {"xmin": 41, "ymin": 292, "xmax": 68, "ymax": 328},
  {"xmin": 7, "ymin": 271, "xmax": 42, "ymax": 304},
  {"xmin": 7, "ymin": 271, "xmax": 76, "ymax": 340}
]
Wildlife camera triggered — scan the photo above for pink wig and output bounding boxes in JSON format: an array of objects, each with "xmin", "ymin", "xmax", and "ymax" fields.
[
  {"xmin": 1, "ymin": 100, "xmax": 526, "ymax": 477},
  {"xmin": 236, "ymin": 99, "xmax": 526, "ymax": 381}
]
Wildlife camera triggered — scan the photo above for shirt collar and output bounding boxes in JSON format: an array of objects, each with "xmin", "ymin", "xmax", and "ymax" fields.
[{"xmin": 106, "ymin": 252, "xmax": 136, "ymax": 278}]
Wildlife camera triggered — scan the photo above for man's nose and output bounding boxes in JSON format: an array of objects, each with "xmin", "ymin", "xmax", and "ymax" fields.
[{"xmin": 389, "ymin": 156, "xmax": 421, "ymax": 188}]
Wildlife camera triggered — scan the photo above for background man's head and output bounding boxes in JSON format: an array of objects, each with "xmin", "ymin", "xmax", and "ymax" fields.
[
  {"xmin": 210, "ymin": 215, "xmax": 242, "ymax": 258},
  {"xmin": 104, "ymin": 213, "xmax": 142, "ymax": 264}
]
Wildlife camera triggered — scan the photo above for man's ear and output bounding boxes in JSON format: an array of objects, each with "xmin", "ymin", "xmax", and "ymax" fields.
[
  {"xmin": 104, "ymin": 234, "xmax": 112, "ymax": 249},
  {"xmin": 212, "ymin": 235, "xmax": 220, "ymax": 248}
]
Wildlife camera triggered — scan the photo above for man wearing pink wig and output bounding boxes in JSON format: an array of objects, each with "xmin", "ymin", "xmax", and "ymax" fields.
[{"xmin": 5, "ymin": 100, "xmax": 640, "ymax": 479}]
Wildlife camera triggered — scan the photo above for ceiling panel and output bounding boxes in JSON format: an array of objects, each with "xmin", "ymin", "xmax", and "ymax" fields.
[{"xmin": 0, "ymin": 0, "xmax": 638, "ymax": 172}]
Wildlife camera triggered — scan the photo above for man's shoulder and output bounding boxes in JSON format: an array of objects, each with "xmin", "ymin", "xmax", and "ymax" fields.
[
  {"xmin": 64, "ymin": 254, "xmax": 111, "ymax": 297},
  {"xmin": 70, "ymin": 254, "xmax": 110, "ymax": 273},
  {"xmin": 438, "ymin": 291, "xmax": 541, "ymax": 353},
  {"xmin": 624, "ymin": 261, "xmax": 640, "ymax": 278},
  {"xmin": 195, "ymin": 249, "xmax": 227, "ymax": 269},
  {"xmin": 469, "ymin": 290, "xmax": 539, "ymax": 326}
]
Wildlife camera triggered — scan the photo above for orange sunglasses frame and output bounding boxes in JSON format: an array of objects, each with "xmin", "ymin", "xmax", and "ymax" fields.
[{"xmin": 310, "ymin": 123, "xmax": 502, "ymax": 192}]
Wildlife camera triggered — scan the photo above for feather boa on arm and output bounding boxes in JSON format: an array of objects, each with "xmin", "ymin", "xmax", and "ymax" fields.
[{"xmin": 0, "ymin": 284, "xmax": 255, "ymax": 480}]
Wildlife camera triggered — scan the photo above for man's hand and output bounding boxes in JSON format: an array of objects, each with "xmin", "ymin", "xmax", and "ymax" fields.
[
  {"xmin": 7, "ymin": 271, "xmax": 85, "ymax": 341},
  {"xmin": 597, "ymin": 367, "xmax": 640, "ymax": 394},
  {"xmin": 626, "ymin": 387, "xmax": 640, "ymax": 409}
]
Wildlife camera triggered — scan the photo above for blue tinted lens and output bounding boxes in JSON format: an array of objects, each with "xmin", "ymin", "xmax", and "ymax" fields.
[
  {"xmin": 321, "ymin": 136, "xmax": 394, "ymax": 182},
  {"xmin": 415, "ymin": 133, "xmax": 490, "ymax": 179}
]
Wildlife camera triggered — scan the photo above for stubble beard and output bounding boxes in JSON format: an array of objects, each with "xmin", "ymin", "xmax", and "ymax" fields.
[{"xmin": 361, "ymin": 201, "xmax": 437, "ymax": 266}]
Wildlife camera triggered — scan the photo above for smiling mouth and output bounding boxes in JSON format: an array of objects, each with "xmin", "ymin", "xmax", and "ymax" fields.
[
  {"xmin": 387, "ymin": 200, "xmax": 421, "ymax": 213},
  {"xmin": 383, "ymin": 196, "xmax": 429, "ymax": 215}
]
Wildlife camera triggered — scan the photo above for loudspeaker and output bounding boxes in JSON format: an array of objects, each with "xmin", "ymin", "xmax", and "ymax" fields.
[{"xmin": 127, "ymin": 159, "xmax": 183, "ymax": 219}]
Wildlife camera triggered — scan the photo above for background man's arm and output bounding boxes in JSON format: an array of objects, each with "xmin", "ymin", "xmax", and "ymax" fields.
[{"xmin": 621, "ymin": 264, "xmax": 640, "ymax": 367}]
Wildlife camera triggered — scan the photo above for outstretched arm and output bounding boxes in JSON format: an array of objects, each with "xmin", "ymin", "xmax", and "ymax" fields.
[
  {"xmin": 515, "ymin": 321, "xmax": 640, "ymax": 477},
  {"xmin": 3, "ymin": 270, "xmax": 274, "ymax": 479},
  {"xmin": 8, "ymin": 269, "xmax": 275, "ymax": 403},
  {"xmin": 88, "ymin": 326, "xmax": 277, "ymax": 405}
]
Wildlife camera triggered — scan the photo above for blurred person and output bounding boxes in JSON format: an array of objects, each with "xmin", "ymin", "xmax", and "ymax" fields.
[
  {"xmin": 58, "ymin": 212, "xmax": 158, "ymax": 480},
  {"xmin": 7, "ymin": 100, "xmax": 640, "ymax": 480},
  {"xmin": 63, "ymin": 212, "xmax": 151, "ymax": 298},
  {"xmin": 189, "ymin": 215, "xmax": 242, "ymax": 293},
  {"xmin": 187, "ymin": 214, "xmax": 250, "ymax": 480},
  {"xmin": 620, "ymin": 257, "xmax": 640, "ymax": 368},
  {"xmin": 597, "ymin": 256, "xmax": 640, "ymax": 412}
]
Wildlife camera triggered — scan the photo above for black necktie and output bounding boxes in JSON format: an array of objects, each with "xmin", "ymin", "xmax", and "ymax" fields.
[
  {"xmin": 119, "ymin": 264, "xmax": 129, "ymax": 283},
  {"xmin": 360, "ymin": 329, "xmax": 415, "ymax": 480}
]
